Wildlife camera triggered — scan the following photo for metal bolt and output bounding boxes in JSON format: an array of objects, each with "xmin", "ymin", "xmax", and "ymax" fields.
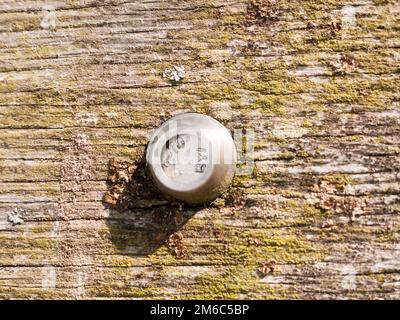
[{"xmin": 146, "ymin": 113, "xmax": 236, "ymax": 204}]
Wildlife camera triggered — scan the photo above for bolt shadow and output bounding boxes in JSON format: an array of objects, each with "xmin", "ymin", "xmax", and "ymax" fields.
[{"xmin": 104, "ymin": 153, "xmax": 202, "ymax": 256}]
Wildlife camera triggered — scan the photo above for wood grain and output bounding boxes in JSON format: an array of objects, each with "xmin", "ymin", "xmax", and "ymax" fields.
[{"xmin": 0, "ymin": 0, "xmax": 399, "ymax": 299}]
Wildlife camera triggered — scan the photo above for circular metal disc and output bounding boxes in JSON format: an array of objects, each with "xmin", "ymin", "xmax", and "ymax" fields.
[{"xmin": 146, "ymin": 113, "xmax": 236, "ymax": 204}]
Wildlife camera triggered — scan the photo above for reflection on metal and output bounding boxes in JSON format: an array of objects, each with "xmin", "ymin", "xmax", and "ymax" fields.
[{"xmin": 146, "ymin": 113, "xmax": 237, "ymax": 205}]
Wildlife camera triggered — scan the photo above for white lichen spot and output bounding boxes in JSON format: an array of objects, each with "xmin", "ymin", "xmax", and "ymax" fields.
[
  {"xmin": 163, "ymin": 66, "xmax": 185, "ymax": 82},
  {"xmin": 7, "ymin": 208, "xmax": 25, "ymax": 225},
  {"xmin": 340, "ymin": 265, "xmax": 357, "ymax": 290},
  {"xmin": 42, "ymin": 266, "xmax": 57, "ymax": 289},
  {"xmin": 41, "ymin": 5, "xmax": 57, "ymax": 29},
  {"xmin": 341, "ymin": 5, "xmax": 356, "ymax": 28}
]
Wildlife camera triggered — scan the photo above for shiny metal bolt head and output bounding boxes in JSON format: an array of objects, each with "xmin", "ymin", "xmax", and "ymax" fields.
[{"xmin": 146, "ymin": 113, "xmax": 237, "ymax": 205}]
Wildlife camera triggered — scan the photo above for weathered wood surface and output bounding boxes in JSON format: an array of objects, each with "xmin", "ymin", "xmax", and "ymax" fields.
[{"xmin": 0, "ymin": 0, "xmax": 399, "ymax": 299}]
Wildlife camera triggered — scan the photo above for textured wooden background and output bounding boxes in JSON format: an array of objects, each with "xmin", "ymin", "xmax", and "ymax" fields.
[{"xmin": 0, "ymin": 0, "xmax": 399, "ymax": 299}]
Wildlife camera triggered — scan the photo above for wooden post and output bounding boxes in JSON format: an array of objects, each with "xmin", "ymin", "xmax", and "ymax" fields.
[{"xmin": 0, "ymin": 0, "xmax": 399, "ymax": 299}]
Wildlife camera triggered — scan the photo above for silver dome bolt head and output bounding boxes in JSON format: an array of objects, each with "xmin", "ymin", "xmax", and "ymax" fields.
[{"xmin": 146, "ymin": 113, "xmax": 237, "ymax": 205}]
